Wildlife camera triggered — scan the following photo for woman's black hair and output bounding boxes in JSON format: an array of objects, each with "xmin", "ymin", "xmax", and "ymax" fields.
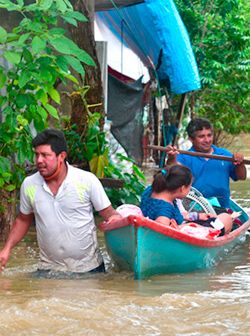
[
  {"xmin": 186, "ymin": 118, "xmax": 212, "ymax": 139},
  {"xmin": 152, "ymin": 165, "xmax": 192, "ymax": 193},
  {"xmin": 32, "ymin": 129, "xmax": 67, "ymax": 155}
]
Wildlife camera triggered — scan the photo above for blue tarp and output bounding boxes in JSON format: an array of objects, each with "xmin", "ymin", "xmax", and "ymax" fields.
[{"xmin": 96, "ymin": 0, "xmax": 201, "ymax": 94}]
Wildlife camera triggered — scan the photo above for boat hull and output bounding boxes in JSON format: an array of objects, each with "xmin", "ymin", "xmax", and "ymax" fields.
[{"xmin": 101, "ymin": 200, "xmax": 250, "ymax": 279}]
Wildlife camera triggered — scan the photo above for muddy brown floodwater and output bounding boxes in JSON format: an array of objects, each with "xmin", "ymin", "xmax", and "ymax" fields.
[{"xmin": 0, "ymin": 176, "xmax": 250, "ymax": 336}]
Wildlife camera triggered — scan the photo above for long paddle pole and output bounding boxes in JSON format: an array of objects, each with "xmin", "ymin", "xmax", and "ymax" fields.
[{"xmin": 147, "ymin": 144, "xmax": 250, "ymax": 165}]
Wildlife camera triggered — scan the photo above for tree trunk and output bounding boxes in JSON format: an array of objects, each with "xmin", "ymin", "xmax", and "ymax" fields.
[{"xmin": 69, "ymin": 0, "xmax": 105, "ymax": 132}]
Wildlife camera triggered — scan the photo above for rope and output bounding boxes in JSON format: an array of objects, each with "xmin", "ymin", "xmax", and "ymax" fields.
[{"xmin": 107, "ymin": 0, "xmax": 156, "ymax": 75}]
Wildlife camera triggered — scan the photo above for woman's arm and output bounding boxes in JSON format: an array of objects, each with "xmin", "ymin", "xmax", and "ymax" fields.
[{"xmin": 155, "ymin": 216, "xmax": 179, "ymax": 229}]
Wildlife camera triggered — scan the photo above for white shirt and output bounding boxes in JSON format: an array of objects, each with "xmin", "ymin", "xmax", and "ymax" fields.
[{"xmin": 20, "ymin": 164, "xmax": 111, "ymax": 272}]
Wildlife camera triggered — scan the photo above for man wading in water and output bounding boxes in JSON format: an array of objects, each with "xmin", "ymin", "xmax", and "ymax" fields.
[{"xmin": 0, "ymin": 129, "xmax": 121, "ymax": 276}]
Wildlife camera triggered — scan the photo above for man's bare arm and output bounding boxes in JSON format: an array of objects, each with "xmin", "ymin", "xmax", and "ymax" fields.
[
  {"xmin": 99, "ymin": 205, "xmax": 122, "ymax": 224},
  {"xmin": 165, "ymin": 145, "xmax": 180, "ymax": 166},
  {"xmin": 233, "ymin": 153, "xmax": 247, "ymax": 180},
  {"xmin": 0, "ymin": 212, "xmax": 34, "ymax": 270}
]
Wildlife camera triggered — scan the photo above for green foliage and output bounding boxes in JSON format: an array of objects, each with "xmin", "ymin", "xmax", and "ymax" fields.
[
  {"xmin": 64, "ymin": 115, "xmax": 146, "ymax": 206},
  {"xmin": 64, "ymin": 85, "xmax": 146, "ymax": 206},
  {"xmin": 0, "ymin": 0, "xmax": 145, "ymax": 207},
  {"xmin": 84, "ymin": 113, "xmax": 108, "ymax": 163},
  {"xmin": 64, "ymin": 112, "xmax": 109, "ymax": 178},
  {"xmin": 63, "ymin": 123, "xmax": 86, "ymax": 164},
  {"xmin": 104, "ymin": 154, "xmax": 146, "ymax": 208},
  {"xmin": 0, "ymin": 0, "xmax": 93, "ymax": 193},
  {"xmin": 175, "ymin": 0, "xmax": 250, "ymax": 140}
]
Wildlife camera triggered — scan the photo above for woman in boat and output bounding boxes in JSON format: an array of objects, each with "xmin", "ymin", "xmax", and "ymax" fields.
[{"xmin": 140, "ymin": 164, "xmax": 233, "ymax": 235}]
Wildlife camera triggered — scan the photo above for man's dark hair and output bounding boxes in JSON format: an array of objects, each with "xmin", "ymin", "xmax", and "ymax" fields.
[
  {"xmin": 32, "ymin": 129, "xmax": 67, "ymax": 155},
  {"xmin": 186, "ymin": 118, "xmax": 212, "ymax": 139}
]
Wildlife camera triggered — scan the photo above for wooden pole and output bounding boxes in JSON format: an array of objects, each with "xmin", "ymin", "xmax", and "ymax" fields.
[
  {"xmin": 172, "ymin": 93, "xmax": 187, "ymax": 146},
  {"xmin": 147, "ymin": 144, "xmax": 250, "ymax": 165}
]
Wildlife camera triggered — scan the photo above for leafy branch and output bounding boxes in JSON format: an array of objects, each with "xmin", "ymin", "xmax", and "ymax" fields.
[{"xmin": 0, "ymin": 0, "xmax": 94, "ymax": 191}]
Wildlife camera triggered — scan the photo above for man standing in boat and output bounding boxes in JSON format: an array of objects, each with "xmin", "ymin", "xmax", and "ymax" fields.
[
  {"xmin": 0, "ymin": 129, "xmax": 121, "ymax": 275},
  {"xmin": 165, "ymin": 118, "xmax": 247, "ymax": 208}
]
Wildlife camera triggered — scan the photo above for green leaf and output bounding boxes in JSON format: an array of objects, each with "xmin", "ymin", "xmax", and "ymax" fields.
[
  {"xmin": 63, "ymin": 72, "xmax": 79, "ymax": 84},
  {"xmin": 75, "ymin": 49, "xmax": 96, "ymax": 67},
  {"xmin": 39, "ymin": 91, "xmax": 48, "ymax": 105},
  {"xmin": 0, "ymin": 96, "xmax": 7, "ymax": 107},
  {"xmin": 64, "ymin": 55, "xmax": 85, "ymax": 75},
  {"xmin": 90, "ymin": 154, "xmax": 109, "ymax": 178},
  {"xmin": 16, "ymin": 94, "xmax": 28, "ymax": 108},
  {"xmin": 63, "ymin": 16, "xmax": 77, "ymax": 27},
  {"xmin": 61, "ymin": 0, "xmax": 73, "ymax": 9},
  {"xmin": 17, "ymin": 0, "xmax": 24, "ymax": 6},
  {"xmin": 49, "ymin": 28, "xmax": 66, "ymax": 36},
  {"xmin": 37, "ymin": 105, "xmax": 48, "ymax": 120},
  {"xmin": 49, "ymin": 36, "xmax": 95, "ymax": 66},
  {"xmin": 18, "ymin": 71, "xmax": 31, "ymax": 88},
  {"xmin": 56, "ymin": 55, "xmax": 69, "ymax": 72},
  {"xmin": 3, "ymin": 51, "xmax": 21, "ymax": 64},
  {"xmin": 22, "ymin": 48, "xmax": 33, "ymax": 63},
  {"xmin": 5, "ymin": 184, "xmax": 16, "ymax": 192},
  {"xmin": 48, "ymin": 36, "xmax": 79, "ymax": 55},
  {"xmin": 24, "ymin": 3, "xmax": 38, "ymax": 11},
  {"xmin": 37, "ymin": 56, "xmax": 52, "ymax": 67},
  {"xmin": 38, "ymin": 0, "xmax": 53, "ymax": 11},
  {"xmin": 0, "ymin": 69, "xmax": 7, "ymax": 88},
  {"xmin": 132, "ymin": 165, "xmax": 146, "ymax": 180},
  {"xmin": 44, "ymin": 103, "xmax": 59, "ymax": 119},
  {"xmin": 0, "ymin": 156, "xmax": 11, "ymax": 172},
  {"xmin": 2, "ymin": 172, "xmax": 11, "ymax": 180},
  {"xmin": 0, "ymin": 26, "xmax": 7, "ymax": 43},
  {"xmin": 2, "ymin": 106, "xmax": 14, "ymax": 116},
  {"xmin": 28, "ymin": 104, "xmax": 37, "ymax": 115},
  {"xmin": 48, "ymin": 87, "xmax": 61, "ymax": 104},
  {"xmin": 66, "ymin": 11, "xmax": 88, "ymax": 23},
  {"xmin": 34, "ymin": 114, "xmax": 48, "ymax": 131},
  {"xmin": 32, "ymin": 36, "xmax": 46, "ymax": 53},
  {"xmin": 35, "ymin": 89, "xmax": 45, "ymax": 100},
  {"xmin": 0, "ymin": 0, "xmax": 21, "ymax": 11},
  {"xmin": 55, "ymin": 0, "xmax": 67, "ymax": 12},
  {"xmin": 19, "ymin": 17, "xmax": 32, "ymax": 28},
  {"xmin": 17, "ymin": 114, "xmax": 28, "ymax": 127},
  {"xmin": 28, "ymin": 22, "xmax": 44, "ymax": 33},
  {"xmin": 16, "ymin": 136, "xmax": 30, "ymax": 164},
  {"xmin": 18, "ymin": 33, "xmax": 30, "ymax": 46},
  {"xmin": 38, "ymin": 68, "xmax": 53, "ymax": 83}
]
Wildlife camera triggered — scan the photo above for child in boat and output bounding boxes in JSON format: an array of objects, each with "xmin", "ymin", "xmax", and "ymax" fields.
[{"xmin": 140, "ymin": 164, "xmax": 233, "ymax": 235}]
